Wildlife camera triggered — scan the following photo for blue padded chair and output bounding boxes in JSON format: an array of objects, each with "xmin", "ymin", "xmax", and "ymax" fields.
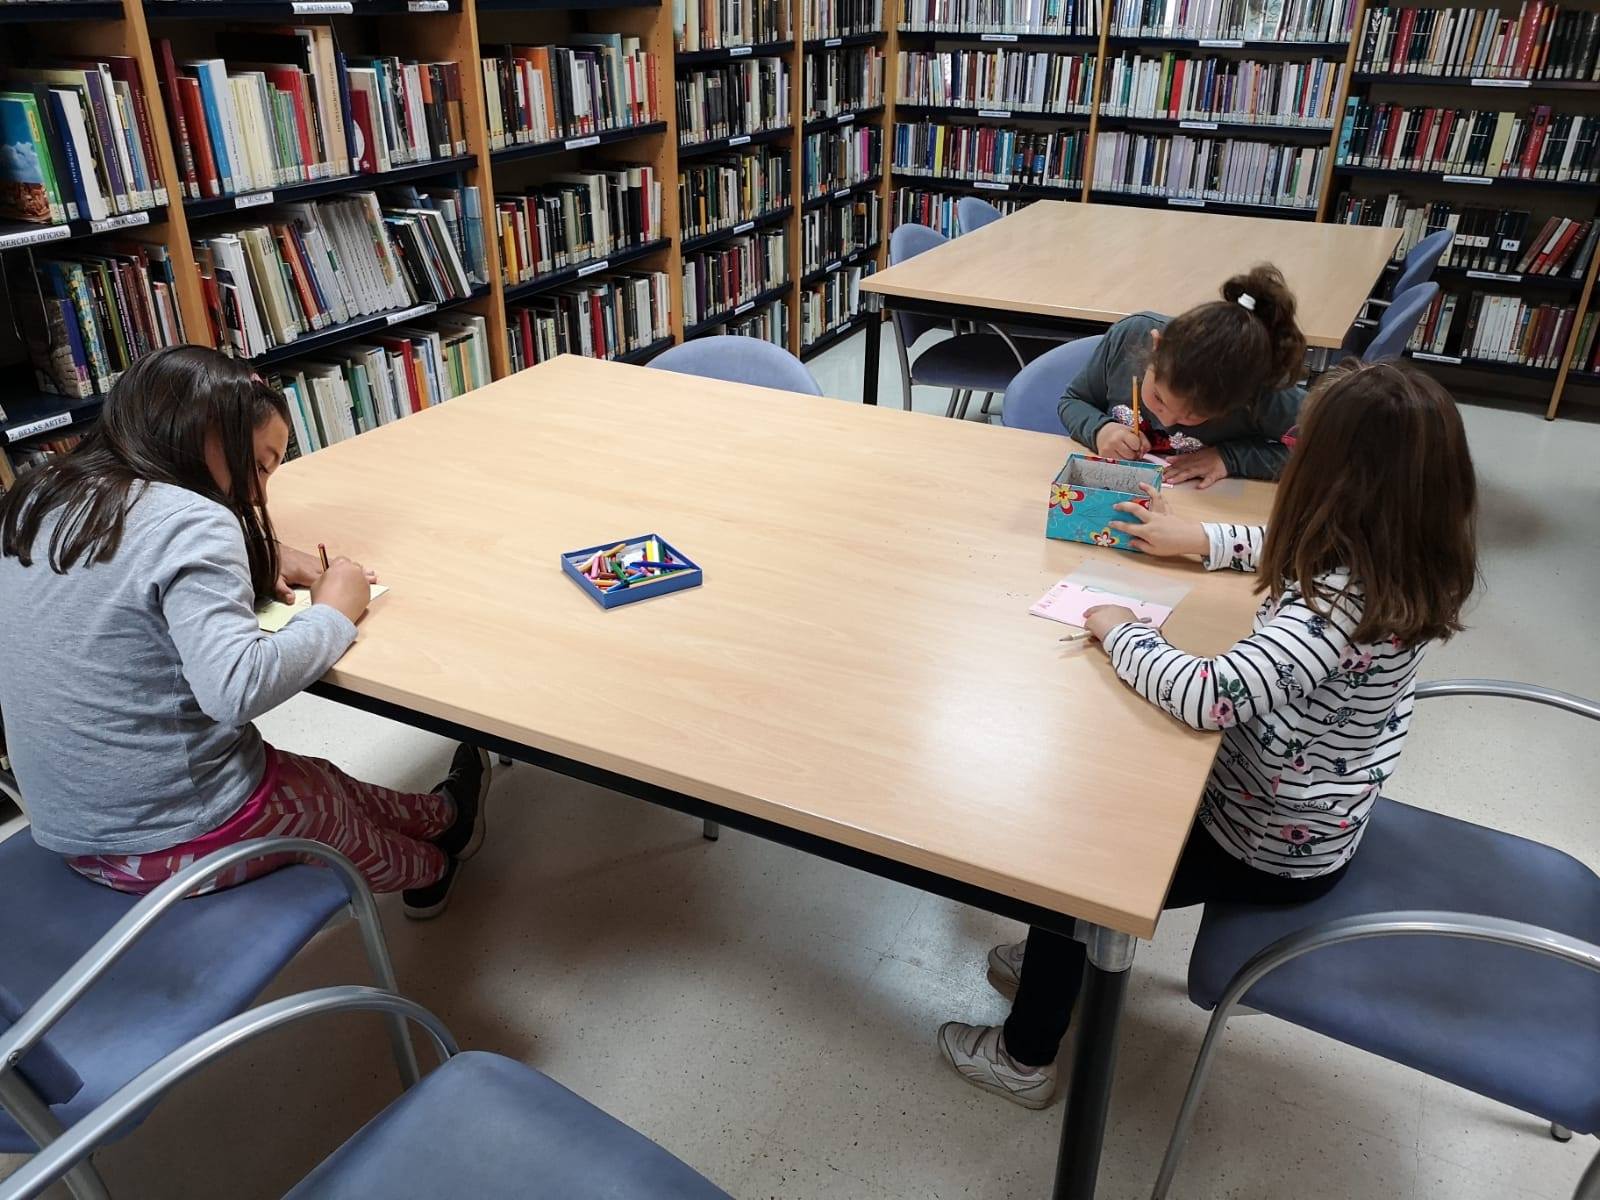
[
  {"xmin": 0, "ymin": 835, "xmax": 418, "ymax": 1200},
  {"xmin": 1000, "ymin": 336, "xmax": 1103, "ymax": 435},
  {"xmin": 1153, "ymin": 680, "xmax": 1600, "ymax": 1200},
  {"xmin": 1362, "ymin": 281, "xmax": 1439, "ymax": 363},
  {"xmin": 955, "ymin": 196, "xmax": 1004, "ymax": 235},
  {"xmin": 1341, "ymin": 229, "xmax": 1453, "ymax": 356},
  {"xmin": 889, "ymin": 223, "xmax": 1054, "ymax": 419},
  {"xmin": 0, "ymin": 988, "xmax": 731, "ymax": 1200},
  {"xmin": 650, "ymin": 335, "xmax": 823, "ymax": 396}
]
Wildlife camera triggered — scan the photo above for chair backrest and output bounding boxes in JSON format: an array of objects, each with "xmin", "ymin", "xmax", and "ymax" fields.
[
  {"xmin": 1391, "ymin": 229, "xmax": 1452, "ymax": 300},
  {"xmin": 650, "ymin": 335, "xmax": 823, "ymax": 396},
  {"xmin": 1363, "ymin": 282, "xmax": 1439, "ymax": 363},
  {"xmin": 888, "ymin": 222, "xmax": 949, "ymax": 351},
  {"xmin": 956, "ymin": 197, "xmax": 1003, "ymax": 236},
  {"xmin": 1001, "ymin": 336, "xmax": 1103, "ymax": 434}
]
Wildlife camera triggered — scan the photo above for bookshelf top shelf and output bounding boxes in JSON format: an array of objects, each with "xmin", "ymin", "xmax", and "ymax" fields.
[
  {"xmin": 144, "ymin": 0, "xmax": 464, "ymax": 17},
  {"xmin": 491, "ymin": 121, "xmax": 668, "ymax": 165},
  {"xmin": 678, "ymin": 125, "xmax": 791, "ymax": 159},
  {"xmin": 675, "ymin": 40, "xmax": 794, "ymax": 67},
  {"xmin": 0, "ymin": 1, "xmax": 121, "ymax": 21},
  {"xmin": 1352, "ymin": 72, "xmax": 1600, "ymax": 91},
  {"xmin": 184, "ymin": 157, "xmax": 475, "ymax": 220}
]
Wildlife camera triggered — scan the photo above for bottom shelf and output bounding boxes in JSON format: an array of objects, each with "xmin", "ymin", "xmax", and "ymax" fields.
[
  {"xmin": 1405, "ymin": 350, "xmax": 1560, "ymax": 380},
  {"xmin": 801, "ymin": 311, "xmax": 871, "ymax": 361}
]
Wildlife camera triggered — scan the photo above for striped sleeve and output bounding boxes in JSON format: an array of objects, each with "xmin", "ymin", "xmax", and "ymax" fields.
[
  {"xmin": 1101, "ymin": 584, "xmax": 1362, "ymax": 733},
  {"xmin": 1202, "ymin": 523, "xmax": 1266, "ymax": 573}
]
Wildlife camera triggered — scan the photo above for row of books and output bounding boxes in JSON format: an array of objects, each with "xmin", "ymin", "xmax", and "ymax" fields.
[
  {"xmin": 1409, "ymin": 290, "xmax": 1575, "ymax": 368},
  {"xmin": 0, "ymin": 436, "xmax": 82, "ymax": 497},
  {"xmin": 1099, "ymin": 53, "xmax": 1344, "ymax": 127},
  {"xmin": 268, "ymin": 314, "xmax": 492, "ymax": 458},
  {"xmin": 1108, "ymin": 0, "xmax": 1356, "ymax": 42},
  {"xmin": 194, "ymin": 189, "xmax": 479, "ymax": 360},
  {"xmin": 898, "ymin": 0, "xmax": 1101, "ymax": 36},
  {"xmin": 1569, "ymin": 309, "xmax": 1600, "ymax": 376},
  {"xmin": 1332, "ymin": 192, "xmax": 1598, "ymax": 278},
  {"xmin": 711, "ymin": 294, "xmax": 789, "ymax": 344},
  {"xmin": 804, "ymin": 0, "xmax": 885, "ymax": 38},
  {"xmin": 495, "ymin": 167, "xmax": 664, "ymax": 286},
  {"xmin": 802, "ymin": 190, "xmax": 881, "ymax": 271},
  {"xmin": 896, "ymin": 49, "xmax": 1096, "ymax": 113},
  {"xmin": 1093, "ymin": 132, "xmax": 1325, "ymax": 207},
  {"xmin": 1355, "ymin": 3, "xmax": 1600, "ymax": 80},
  {"xmin": 508, "ymin": 271, "xmax": 672, "ymax": 369},
  {"xmin": 677, "ymin": 59, "xmax": 791, "ymax": 146},
  {"xmin": 804, "ymin": 47, "xmax": 886, "ymax": 119},
  {"xmin": 0, "ymin": 60, "xmax": 167, "ymax": 226},
  {"xmin": 481, "ymin": 40, "xmax": 660, "ymax": 151},
  {"xmin": 15, "ymin": 245, "xmax": 188, "ymax": 400},
  {"xmin": 681, "ymin": 229, "xmax": 789, "ymax": 324},
  {"xmin": 679, "ymin": 148, "xmax": 791, "ymax": 239},
  {"xmin": 1337, "ymin": 102, "xmax": 1600, "ymax": 182},
  {"xmin": 892, "ymin": 183, "xmax": 1022, "ymax": 237},
  {"xmin": 801, "ymin": 261, "xmax": 872, "ymax": 347},
  {"xmin": 803, "ymin": 126, "xmax": 882, "ymax": 194},
  {"xmin": 892, "ymin": 121, "xmax": 1084, "ymax": 187},
  {"xmin": 676, "ymin": 0, "xmax": 791, "ymax": 53}
]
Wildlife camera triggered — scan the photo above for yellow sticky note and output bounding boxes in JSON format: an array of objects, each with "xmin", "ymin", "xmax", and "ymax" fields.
[{"xmin": 257, "ymin": 584, "xmax": 389, "ymax": 633}]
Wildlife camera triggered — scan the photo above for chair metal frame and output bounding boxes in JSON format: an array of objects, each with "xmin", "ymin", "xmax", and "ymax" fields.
[
  {"xmin": 0, "ymin": 837, "xmax": 419, "ymax": 1200},
  {"xmin": 1151, "ymin": 679, "xmax": 1600, "ymax": 1200},
  {"xmin": 0, "ymin": 986, "xmax": 457, "ymax": 1200}
]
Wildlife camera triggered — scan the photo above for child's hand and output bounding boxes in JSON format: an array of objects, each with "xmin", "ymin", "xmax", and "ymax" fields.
[
  {"xmin": 310, "ymin": 558, "xmax": 373, "ymax": 624},
  {"xmin": 1110, "ymin": 485, "xmax": 1209, "ymax": 557},
  {"xmin": 1162, "ymin": 446, "xmax": 1228, "ymax": 488},
  {"xmin": 278, "ymin": 542, "xmax": 378, "ymax": 601},
  {"xmin": 1094, "ymin": 421, "xmax": 1150, "ymax": 461},
  {"xmin": 1083, "ymin": 605, "xmax": 1138, "ymax": 643}
]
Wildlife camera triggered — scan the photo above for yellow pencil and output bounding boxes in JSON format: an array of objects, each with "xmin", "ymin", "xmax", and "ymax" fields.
[{"xmin": 1131, "ymin": 375, "xmax": 1142, "ymax": 434}]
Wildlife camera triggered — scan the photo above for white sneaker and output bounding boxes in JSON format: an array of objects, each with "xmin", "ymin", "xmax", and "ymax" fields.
[
  {"xmin": 987, "ymin": 940, "xmax": 1026, "ymax": 999},
  {"xmin": 937, "ymin": 1022, "xmax": 1057, "ymax": 1109}
]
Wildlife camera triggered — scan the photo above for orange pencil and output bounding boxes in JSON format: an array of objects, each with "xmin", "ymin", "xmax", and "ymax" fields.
[
  {"xmin": 1131, "ymin": 375, "xmax": 1142, "ymax": 435},
  {"xmin": 318, "ymin": 543, "xmax": 330, "ymax": 571}
]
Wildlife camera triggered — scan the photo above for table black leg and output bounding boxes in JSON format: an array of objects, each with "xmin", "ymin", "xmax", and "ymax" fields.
[
  {"xmin": 862, "ymin": 295, "xmax": 882, "ymax": 406},
  {"xmin": 1053, "ymin": 927, "xmax": 1136, "ymax": 1200}
]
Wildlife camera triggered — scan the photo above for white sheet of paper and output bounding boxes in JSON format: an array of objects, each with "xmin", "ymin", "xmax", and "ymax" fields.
[{"xmin": 257, "ymin": 584, "xmax": 388, "ymax": 632}]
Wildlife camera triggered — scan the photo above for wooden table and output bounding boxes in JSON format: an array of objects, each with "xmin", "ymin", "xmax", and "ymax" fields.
[
  {"xmin": 268, "ymin": 355, "xmax": 1275, "ymax": 1199},
  {"xmin": 859, "ymin": 202, "xmax": 1401, "ymax": 406}
]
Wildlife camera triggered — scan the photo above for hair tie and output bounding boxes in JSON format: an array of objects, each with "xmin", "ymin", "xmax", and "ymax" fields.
[{"xmin": 1236, "ymin": 292, "xmax": 1257, "ymax": 312}]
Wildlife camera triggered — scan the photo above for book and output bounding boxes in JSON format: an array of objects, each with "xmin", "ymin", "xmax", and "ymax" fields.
[
  {"xmin": 508, "ymin": 269, "xmax": 671, "ymax": 367},
  {"xmin": 0, "ymin": 92, "xmax": 61, "ymax": 225}
]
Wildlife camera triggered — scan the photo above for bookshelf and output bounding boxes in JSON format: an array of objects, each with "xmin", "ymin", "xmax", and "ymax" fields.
[{"xmin": 0, "ymin": 0, "xmax": 1597, "ymax": 468}]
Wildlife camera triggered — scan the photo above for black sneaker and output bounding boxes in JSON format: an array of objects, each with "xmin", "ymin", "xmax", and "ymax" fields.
[
  {"xmin": 434, "ymin": 744, "xmax": 490, "ymax": 861},
  {"xmin": 402, "ymin": 856, "xmax": 460, "ymax": 921}
]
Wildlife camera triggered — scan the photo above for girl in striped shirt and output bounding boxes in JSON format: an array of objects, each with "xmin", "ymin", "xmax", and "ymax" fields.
[{"xmin": 940, "ymin": 360, "xmax": 1479, "ymax": 1109}]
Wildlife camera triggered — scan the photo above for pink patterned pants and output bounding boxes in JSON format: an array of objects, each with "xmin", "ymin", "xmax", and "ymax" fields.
[{"xmin": 68, "ymin": 746, "xmax": 453, "ymax": 896}]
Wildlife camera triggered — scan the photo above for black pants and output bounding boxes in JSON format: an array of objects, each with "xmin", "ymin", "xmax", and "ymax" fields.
[{"xmin": 1002, "ymin": 825, "xmax": 1348, "ymax": 1067}]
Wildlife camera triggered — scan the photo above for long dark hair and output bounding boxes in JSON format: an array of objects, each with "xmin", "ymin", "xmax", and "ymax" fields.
[
  {"xmin": 1258, "ymin": 359, "xmax": 1478, "ymax": 648},
  {"xmin": 0, "ymin": 345, "xmax": 291, "ymax": 600},
  {"xmin": 1151, "ymin": 263, "xmax": 1308, "ymax": 419}
]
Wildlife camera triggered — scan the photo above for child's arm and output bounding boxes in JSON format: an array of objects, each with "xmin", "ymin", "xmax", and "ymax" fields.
[
  {"xmin": 1214, "ymin": 438, "xmax": 1289, "ymax": 482},
  {"xmin": 1057, "ymin": 329, "xmax": 1145, "ymax": 458},
  {"xmin": 1094, "ymin": 584, "xmax": 1360, "ymax": 733},
  {"xmin": 1108, "ymin": 489, "xmax": 1264, "ymax": 571},
  {"xmin": 1202, "ymin": 523, "xmax": 1266, "ymax": 572},
  {"xmin": 160, "ymin": 506, "xmax": 357, "ymax": 728}
]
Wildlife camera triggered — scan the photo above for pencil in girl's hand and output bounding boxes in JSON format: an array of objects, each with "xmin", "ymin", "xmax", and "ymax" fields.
[
  {"xmin": 1131, "ymin": 375, "xmax": 1142, "ymax": 434},
  {"xmin": 318, "ymin": 543, "xmax": 329, "ymax": 572}
]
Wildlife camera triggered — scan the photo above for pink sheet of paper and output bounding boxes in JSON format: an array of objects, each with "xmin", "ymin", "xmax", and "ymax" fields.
[{"xmin": 1029, "ymin": 581, "xmax": 1175, "ymax": 630}]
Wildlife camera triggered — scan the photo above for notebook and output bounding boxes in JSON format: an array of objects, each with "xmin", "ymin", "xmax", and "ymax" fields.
[{"xmin": 257, "ymin": 584, "xmax": 388, "ymax": 632}]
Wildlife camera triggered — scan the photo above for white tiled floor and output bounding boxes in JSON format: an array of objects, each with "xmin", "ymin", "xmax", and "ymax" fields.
[{"xmin": 4, "ymin": 334, "xmax": 1599, "ymax": 1199}]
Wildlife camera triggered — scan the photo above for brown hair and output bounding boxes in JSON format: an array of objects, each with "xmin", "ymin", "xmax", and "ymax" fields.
[
  {"xmin": 1152, "ymin": 263, "xmax": 1307, "ymax": 419},
  {"xmin": 1257, "ymin": 359, "xmax": 1477, "ymax": 647},
  {"xmin": 0, "ymin": 345, "xmax": 290, "ymax": 601}
]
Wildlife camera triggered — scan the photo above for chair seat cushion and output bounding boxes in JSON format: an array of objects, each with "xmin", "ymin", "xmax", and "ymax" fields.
[
  {"xmin": 910, "ymin": 334, "xmax": 1056, "ymax": 391},
  {"xmin": 1188, "ymin": 798, "xmax": 1600, "ymax": 1133},
  {"xmin": 0, "ymin": 832, "xmax": 351, "ymax": 1150},
  {"xmin": 284, "ymin": 1052, "xmax": 732, "ymax": 1199}
]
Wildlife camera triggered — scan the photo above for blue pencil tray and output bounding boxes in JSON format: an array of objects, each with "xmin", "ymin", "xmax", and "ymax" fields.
[{"xmin": 561, "ymin": 534, "xmax": 703, "ymax": 610}]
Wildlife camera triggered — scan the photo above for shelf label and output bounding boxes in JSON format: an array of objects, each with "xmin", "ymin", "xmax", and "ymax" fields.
[
  {"xmin": 728, "ymin": 134, "xmax": 752, "ymax": 146},
  {"xmin": 564, "ymin": 135, "xmax": 600, "ymax": 150},
  {"xmin": 977, "ymin": 108, "xmax": 1011, "ymax": 118},
  {"xmin": 980, "ymin": 32, "xmax": 1018, "ymax": 41},
  {"xmin": 973, "ymin": 180, "xmax": 1008, "ymax": 191},
  {"xmin": 825, "ymin": 259, "xmax": 842, "ymax": 272},
  {"xmin": 1179, "ymin": 120, "xmax": 1219, "ymax": 130},
  {"xmin": 577, "ymin": 259, "xmax": 610, "ymax": 278},
  {"xmin": 729, "ymin": 45, "xmax": 753, "ymax": 56},
  {"xmin": 89, "ymin": 212, "xmax": 151, "ymax": 233},
  {"xmin": 1411, "ymin": 351, "xmax": 1462, "ymax": 364},
  {"xmin": 833, "ymin": 186, "xmax": 851, "ymax": 198},
  {"xmin": 732, "ymin": 220, "xmax": 755, "ymax": 234},
  {"xmin": 0, "ymin": 225, "xmax": 71, "ymax": 250},
  {"xmin": 386, "ymin": 302, "xmax": 436, "ymax": 325},
  {"xmin": 292, "ymin": 1, "xmax": 352, "ymax": 12},
  {"xmin": 1500, "ymin": 238, "xmax": 1521, "ymax": 252},
  {"xmin": 824, "ymin": 36, "xmax": 842, "ymax": 46},
  {"xmin": 733, "ymin": 300, "xmax": 756, "ymax": 315},
  {"xmin": 1466, "ymin": 269, "xmax": 1521, "ymax": 282},
  {"xmin": 1168, "ymin": 197, "xmax": 1206, "ymax": 207},
  {"xmin": 408, "ymin": 0, "xmax": 449, "ymax": 9},
  {"xmin": 837, "ymin": 112, "xmax": 856, "ymax": 125},
  {"xmin": 7, "ymin": 412, "xmax": 72, "ymax": 442},
  {"xmin": 1471, "ymin": 77, "xmax": 1530, "ymax": 88},
  {"xmin": 1442, "ymin": 174, "xmax": 1493, "ymax": 185},
  {"xmin": 1199, "ymin": 37, "xmax": 1244, "ymax": 46},
  {"xmin": 235, "ymin": 191, "xmax": 275, "ymax": 209}
]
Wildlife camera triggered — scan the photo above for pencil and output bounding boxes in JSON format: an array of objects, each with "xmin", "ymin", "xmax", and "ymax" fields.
[
  {"xmin": 1058, "ymin": 629, "xmax": 1091, "ymax": 643},
  {"xmin": 1131, "ymin": 375, "xmax": 1142, "ymax": 434},
  {"xmin": 318, "ymin": 543, "xmax": 330, "ymax": 572}
]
